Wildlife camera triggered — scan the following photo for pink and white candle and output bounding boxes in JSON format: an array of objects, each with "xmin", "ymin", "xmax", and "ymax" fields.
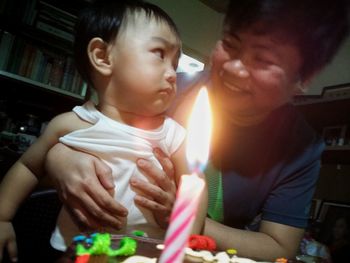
[{"xmin": 159, "ymin": 87, "xmax": 212, "ymax": 263}]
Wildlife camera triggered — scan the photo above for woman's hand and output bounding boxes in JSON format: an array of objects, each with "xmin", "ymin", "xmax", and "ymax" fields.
[
  {"xmin": 45, "ymin": 144, "xmax": 176, "ymax": 230},
  {"xmin": 45, "ymin": 143, "xmax": 128, "ymax": 230},
  {"xmin": 0, "ymin": 221, "xmax": 17, "ymax": 262},
  {"xmin": 132, "ymin": 148, "xmax": 177, "ymax": 228}
]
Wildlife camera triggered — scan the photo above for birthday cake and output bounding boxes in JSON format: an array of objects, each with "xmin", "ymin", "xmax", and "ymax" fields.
[{"xmin": 57, "ymin": 232, "xmax": 300, "ymax": 263}]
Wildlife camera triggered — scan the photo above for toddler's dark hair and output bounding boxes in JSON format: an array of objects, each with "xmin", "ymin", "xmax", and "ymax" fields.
[{"xmin": 74, "ymin": 0, "xmax": 179, "ymax": 85}]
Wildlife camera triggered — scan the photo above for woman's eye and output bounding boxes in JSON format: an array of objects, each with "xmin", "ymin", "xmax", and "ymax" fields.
[
  {"xmin": 222, "ymin": 39, "xmax": 239, "ymax": 51},
  {"xmin": 254, "ymin": 56, "xmax": 273, "ymax": 66}
]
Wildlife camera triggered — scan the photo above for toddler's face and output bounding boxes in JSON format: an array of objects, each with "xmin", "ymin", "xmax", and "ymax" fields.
[{"xmin": 106, "ymin": 15, "xmax": 181, "ymax": 117}]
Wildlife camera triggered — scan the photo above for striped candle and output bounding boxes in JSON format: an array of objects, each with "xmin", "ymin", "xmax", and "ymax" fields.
[
  {"xmin": 158, "ymin": 174, "xmax": 205, "ymax": 263},
  {"xmin": 159, "ymin": 87, "xmax": 212, "ymax": 263}
]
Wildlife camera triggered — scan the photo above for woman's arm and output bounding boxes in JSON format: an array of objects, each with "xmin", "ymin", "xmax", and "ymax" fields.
[
  {"xmin": 44, "ymin": 84, "xmax": 201, "ymax": 230},
  {"xmin": 204, "ymin": 218, "xmax": 304, "ymax": 261},
  {"xmin": 45, "ymin": 144, "xmax": 178, "ymax": 229},
  {"xmin": 0, "ymin": 112, "xmax": 84, "ymax": 261},
  {"xmin": 0, "ymin": 112, "xmax": 84, "ymax": 221}
]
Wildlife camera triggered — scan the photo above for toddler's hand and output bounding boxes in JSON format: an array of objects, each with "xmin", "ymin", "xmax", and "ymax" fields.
[{"xmin": 0, "ymin": 221, "xmax": 17, "ymax": 262}]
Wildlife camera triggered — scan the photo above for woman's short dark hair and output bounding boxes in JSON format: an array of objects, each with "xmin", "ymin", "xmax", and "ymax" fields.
[{"xmin": 224, "ymin": 0, "xmax": 349, "ymax": 81}]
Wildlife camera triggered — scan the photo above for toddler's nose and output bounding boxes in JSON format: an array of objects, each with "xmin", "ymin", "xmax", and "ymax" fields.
[{"xmin": 166, "ymin": 68, "xmax": 177, "ymax": 85}]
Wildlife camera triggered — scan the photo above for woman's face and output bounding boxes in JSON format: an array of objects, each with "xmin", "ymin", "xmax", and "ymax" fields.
[{"xmin": 210, "ymin": 24, "xmax": 303, "ymax": 124}]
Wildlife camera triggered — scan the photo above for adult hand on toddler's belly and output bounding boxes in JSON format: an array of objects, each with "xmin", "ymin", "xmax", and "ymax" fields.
[
  {"xmin": 132, "ymin": 148, "xmax": 177, "ymax": 229},
  {"xmin": 46, "ymin": 143, "xmax": 129, "ymax": 230}
]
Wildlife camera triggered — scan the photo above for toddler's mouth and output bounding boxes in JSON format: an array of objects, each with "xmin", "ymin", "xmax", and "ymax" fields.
[{"xmin": 159, "ymin": 87, "xmax": 173, "ymax": 96}]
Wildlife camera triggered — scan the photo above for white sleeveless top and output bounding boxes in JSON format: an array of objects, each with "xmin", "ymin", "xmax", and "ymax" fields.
[{"xmin": 50, "ymin": 101, "xmax": 186, "ymax": 251}]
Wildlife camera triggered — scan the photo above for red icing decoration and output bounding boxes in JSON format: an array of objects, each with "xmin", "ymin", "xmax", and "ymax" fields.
[
  {"xmin": 75, "ymin": 254, "xmax": 90, "ymax": 263},
  {"xmin": 188, "ymin": 234, "xmax": 217, "ymax": 251},
  {"xmin": 276, "ymin": 258, "xmax": 288, "ymax": 263}
]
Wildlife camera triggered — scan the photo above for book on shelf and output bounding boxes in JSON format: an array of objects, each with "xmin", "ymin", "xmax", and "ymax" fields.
[
  {"xmin": 24, "ymin": 47, "xmax": 39, "ymax": 78},
  {"xmin": 36, "ymin": 53, "xmax": 49, "ymax": 83},
  {"xmin": 48, "ymin": 55, "xmax": 65, "ymax": 88},
  {"xmin": 80, "ymin": 82, "xmax": 88, "ymax": 97},
  {"xmin": 7, "ymin": 37, "xmax": 26, "ymax": 74},
  {"xmin": 0, "ymin": 31, "xmax": 15, "ymax": 70},
  {"xmin": 29, "ymin": 49, "xmax": 44, "ymax": 81},
  {"xmin": 33, "ymin": 0, "xmax": 77, "ymax": 43},
  {"xmin": 42, "ymin": 61, "xmax": 52, "ymax": 84},
  {"xmin": 18, "ymin": 44, "xmax": 35, "ymax": 77},
  {"xmin": 38, "ymin": 1, "xmax": 77, "ymax": 26},
  {"xmin": 38, "ymin": 7, "xmax": 76, "ymax": 28},
  {"xmin": 71, "ymin": 71, "xmax": 81, "ymax": 94},
  {"xmin": 22, "ymin": 0, "xmax": 38, "ymax": 26},
  {"xmin": 35, "ymin": 21, "xmax": 74, "ymax": 42},
  {"xmin": 37, "ymin": 13, "xmax": 75, "ymax": 32},
  {"xmin": 61, "ymin": 57, "xmax": 75, "ymax": 91}
]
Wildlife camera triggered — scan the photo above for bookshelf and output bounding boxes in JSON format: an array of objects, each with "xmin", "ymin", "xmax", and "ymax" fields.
[
  {"xmin": 0, "ymin": 70, "xmax": 85, "ymax": 100},
  {"xmin": 0, "ymin": 0, "xmax": 91, "ymax": 174},
  {"xmin": 294, "ymin": 84, "xmax": 350, "ymax": 203},
  {"xmin": 0, "ymin": 0, "xmax": 91, "ymax": 105},
  {"xmin": 294, "ymin": 83, "xmax": 350, "ymax": 165},
  {"xmin": 0, "ymin": 0, "xmax": 88, "ymax": 98}
]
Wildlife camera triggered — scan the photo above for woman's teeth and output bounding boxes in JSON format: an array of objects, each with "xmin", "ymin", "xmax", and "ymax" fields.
[{"xmin": 223, "ymin": 81, "xmax": 247, "ymax": 93}]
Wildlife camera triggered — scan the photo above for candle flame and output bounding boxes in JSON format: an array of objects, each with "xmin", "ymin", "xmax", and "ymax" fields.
[{"xmin": 186, "ymin": 87, "xmax": 212, "ymax": 171}]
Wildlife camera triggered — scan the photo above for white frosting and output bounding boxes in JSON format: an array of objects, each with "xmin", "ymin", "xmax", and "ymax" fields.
[
  {"xmin": 184, "ymin": 247, "xmax": 258, "ymax": 263},
  {"xmin": 122, "ymin": 255, "xmax": 157, "ymax": 263},
  {"xmin": 230, "ymin": 257, "xmax": 258, "ymax": 263},
  {"xmin": 126, "ymin": 243, "xmax": 263, "ymax": 263}
]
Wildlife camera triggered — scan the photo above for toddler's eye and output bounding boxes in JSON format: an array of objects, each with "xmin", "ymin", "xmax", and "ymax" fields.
[
  {"xmin": 153, "ymin": 48, "xmax": 165, "ymax": 59},
  {"xmin": 172, "ymin": 61, "xmax": 178, "ymax": 71}
]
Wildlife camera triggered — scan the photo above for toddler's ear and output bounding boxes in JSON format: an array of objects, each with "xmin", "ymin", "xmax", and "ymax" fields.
[{"xmin": 87, "ymin": 37, "xmax": 112, "ymax": 76}]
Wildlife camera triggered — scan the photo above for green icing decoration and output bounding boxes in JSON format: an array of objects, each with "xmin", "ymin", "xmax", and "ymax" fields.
[
  {"xmin": 75, "ymin": 233, "xmax": 137, "ymax": 257},
  {"xmin": 109, "ymin": 237, "xmax": 137, "ymax": 256},
  {"xmin": 132, "ymin": 230, "xmax": 146, "ymax": 237}
]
